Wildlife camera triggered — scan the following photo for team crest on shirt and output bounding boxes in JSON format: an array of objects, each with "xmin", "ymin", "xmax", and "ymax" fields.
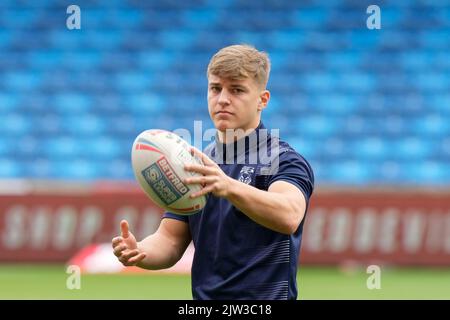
[{"xmin": 238, "ymin": 166, "xmax": 255, "ymax": 185}]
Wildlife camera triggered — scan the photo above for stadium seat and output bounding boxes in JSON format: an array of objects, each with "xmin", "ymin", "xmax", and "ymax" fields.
[
  {"xmin": 0, "ymin": 114, "xmax": 31, "ymax": 136},
  {"xmin": 0, "ymin": 158, "xmax": 20, "ymax": 178},
  {"xmin": 403, "ymin": 162, "xmax": 450, "ymax": 185},
  {"xmin": 291, "ymin": 9, "xmax": 329, "ymax": 29},
  {"xmin": 328, "ymin": 161, "xmax": 377, "ymax": 185},
  {"xmin": 0, "ymin": 140, "xmax": 12, "ymax": 157},
  {"xmin": 43, "ymin": 137, "xmax": 85, "ymax": 159},
  {"xmin": 3, "ymin": 72, "xmax": 41, "ymax": 91},
  {"xmin": 64, "ymin": 116, "xmax": 106, "ymax": 136},
  {"xmin": 182, "ymin": 10, "xmax": 219, "ymax": 29},
  {"xmin": 50, "ymin": 159, "xmax": 105, "ymax": 180},
  {"xmin": 351, "ymin": 137, "xmax": 389, "ymax": 160},
  {"xmin": 0, "ymin": 93, "xmax": 18, "ymax": 112},
  {"xmin": 52, "ymin": 94, "xmax": 92, "ymax": 114}
]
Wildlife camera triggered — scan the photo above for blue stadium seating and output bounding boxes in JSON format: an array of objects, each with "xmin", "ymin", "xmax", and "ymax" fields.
[
  {"xmin": 0, "ymin": 159, "xmax": 20, "ymax": 178},
  {"xmin": 0, "ymin": 0, "xmax": 448, "ymax": 186}
]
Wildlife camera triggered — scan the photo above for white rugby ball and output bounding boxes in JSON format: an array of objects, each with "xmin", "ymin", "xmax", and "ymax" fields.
[{"xmin": 131, "ymin": 129, "xmax": 207, "ymax": 215}]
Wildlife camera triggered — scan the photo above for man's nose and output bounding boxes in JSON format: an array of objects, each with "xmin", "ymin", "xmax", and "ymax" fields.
[{"xmin": 218, "ymin": 89, "xmax": 231, "ymax": 105}]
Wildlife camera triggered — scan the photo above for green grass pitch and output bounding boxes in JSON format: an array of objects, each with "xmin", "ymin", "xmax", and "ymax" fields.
[{"xmin": 0, "ymin": 264, "xmax": 449, "ymax": 299}]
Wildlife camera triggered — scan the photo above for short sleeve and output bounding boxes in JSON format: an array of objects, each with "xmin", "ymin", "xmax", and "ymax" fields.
[
  {"xmin": 163, "ymin": 211, "xmax": 189, "ymax": 223},
  {"xmin": 267, "ymin": 149, "xmax": 315, "ymax": 206}
]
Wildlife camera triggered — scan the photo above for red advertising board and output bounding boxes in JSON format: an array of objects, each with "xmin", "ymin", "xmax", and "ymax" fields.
[
  {"xmin": 0, "ymin": 190, "xmax": 449, "ymax": 265},
  {"xmin": 302, "ymin": 190, "xmax": 450, "ymax": 266},
  {"xmin": 0, "ymin": 193, "xmax": 164, "ymax": 262}
]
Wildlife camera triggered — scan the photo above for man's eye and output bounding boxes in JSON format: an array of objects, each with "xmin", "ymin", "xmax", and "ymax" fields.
[
  {"xmin": 232, "ymin": 88, "xmax": 244, "ymax": 94},
  {"xmin": 211, "ymin": 87, "xmax": 220, "ymax": 92}
]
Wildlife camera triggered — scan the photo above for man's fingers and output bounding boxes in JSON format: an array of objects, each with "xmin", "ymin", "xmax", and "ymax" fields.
[
  {"xmin": 113, "ymin": 244, "xmax": 127, "ymax": 257},
  {"xmin": 190, "ymin": 185, "xmax": 214, "ymax": 198},
  {"xmin": 184, "ymin": 176, "xmax": 215, "ymax": 186},
  {"xmin": 112, "ymin": 237, "xmax": 123, "ymax": 248},
  {"xmin": 120, "ymin": 220, "xmax": 130, "ymax": 238},
  {"xmin": 120, "ymin": 249, "xmax": 140, "ymax": 261},
  {"xmin": 128, "ymin": 253, "xmax": 146, "ymax": 265},
  {"xmin": 190, "ymin": 146, "xmax": 214, "ymax": 166},
  {"xmin": 184, "ymin": 164, "xmax": 215, "ymax": 175}
]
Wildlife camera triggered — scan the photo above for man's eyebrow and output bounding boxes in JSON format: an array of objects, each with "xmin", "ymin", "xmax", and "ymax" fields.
[{"xmin": 209, "ymin": 82, "xmax": 248, "ymax": 89}]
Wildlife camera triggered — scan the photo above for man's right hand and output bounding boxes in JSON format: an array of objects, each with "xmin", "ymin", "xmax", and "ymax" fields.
[{"xmin": 112, "ymin": 220, "xmax": 146, "ymax": 266}]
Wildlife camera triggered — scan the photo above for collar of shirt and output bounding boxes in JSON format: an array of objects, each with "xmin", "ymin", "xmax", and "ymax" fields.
[{"xmin": 211, "ymin": 122, "xmax": 271, "ymax": 164}]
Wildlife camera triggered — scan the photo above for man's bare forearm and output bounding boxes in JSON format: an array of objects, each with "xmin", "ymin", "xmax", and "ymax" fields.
[
  {"xmin": 136, "ymin": 232, "xmax": 187, "ymax": 270},
  {"xmin": 226, "ymin": 179, "xmax": 304, "ymax": 234}
]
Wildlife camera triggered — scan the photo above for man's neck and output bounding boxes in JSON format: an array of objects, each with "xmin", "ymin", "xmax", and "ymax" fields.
[{"xmin": 217, "ymin": 122, "xmax": 261, "ymax": 144}]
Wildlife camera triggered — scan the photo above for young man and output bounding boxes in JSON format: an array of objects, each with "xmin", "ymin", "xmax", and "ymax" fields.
[{"xmin": 112, "ymin": 45, "xmax": 314, "ymax": 300}]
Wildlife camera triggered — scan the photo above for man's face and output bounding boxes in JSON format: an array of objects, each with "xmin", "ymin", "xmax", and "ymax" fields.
[{"xmin": 207, "ymin": 74, "xmax": 269, "ymax": 133}]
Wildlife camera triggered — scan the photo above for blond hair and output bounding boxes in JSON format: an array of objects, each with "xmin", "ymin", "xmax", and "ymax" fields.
[{"xmin": 207, "ymin": 44, "xmax": 271, "ymax": 89}]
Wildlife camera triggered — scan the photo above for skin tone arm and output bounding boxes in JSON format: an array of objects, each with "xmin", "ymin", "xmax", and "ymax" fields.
[
  {"xmin": 184, "ymin": 147, "xmax": 307, "ymax": 235},
  {"xmin": 112, "ymin": 218, "xmax": 191, "ymax": 269},
  {"xmin": 226, "ymin": 180, "xmax": 306, "ymax": 235}
]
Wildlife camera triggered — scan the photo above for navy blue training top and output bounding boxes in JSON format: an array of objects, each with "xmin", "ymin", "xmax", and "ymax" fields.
[{"xmin": 163, "ymin": 122, "xmax": 314, "ymax": 300}]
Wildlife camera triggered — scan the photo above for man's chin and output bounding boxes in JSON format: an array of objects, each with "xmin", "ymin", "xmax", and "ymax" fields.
[{"xmin": 215, "ymin": 120, "xmax": 235, "ymax": 132}]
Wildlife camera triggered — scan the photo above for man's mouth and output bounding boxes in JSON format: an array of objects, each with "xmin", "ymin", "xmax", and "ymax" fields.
[{"xmin": 216, "ymin": 111, "xmax": 233, "ymax": 115}]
